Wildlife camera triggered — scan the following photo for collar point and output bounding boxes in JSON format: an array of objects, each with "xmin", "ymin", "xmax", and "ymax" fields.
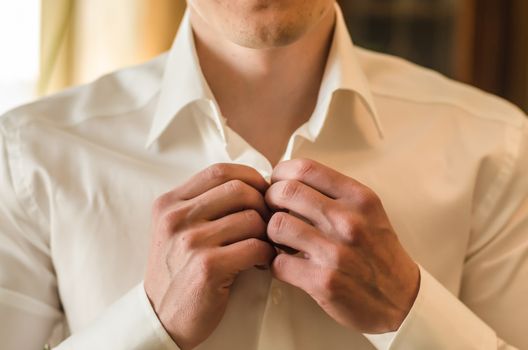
[{"xmin": 145, "ymin": 134, "xmax": 158, "ymax": 149}]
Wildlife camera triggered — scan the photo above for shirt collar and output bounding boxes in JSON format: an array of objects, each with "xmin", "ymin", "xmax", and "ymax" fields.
[
  {"xmin": 306, "ymin": 4, "xmax": 384, "ymax": 141},
  {"xmin": 146, "ymin": 4, "xmax": 383, "ymax": 148},
  {"xmin": 145, "ymin": 10, "xmax": 218, "ymax": 148}
]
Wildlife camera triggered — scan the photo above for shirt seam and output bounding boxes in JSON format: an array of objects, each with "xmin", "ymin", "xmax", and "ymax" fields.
[
  {"xmin": 0, "ymin": 122, "xmax": 50, "ymax": 231},
  {"xmin": 3, "ymin": 55, "xmax": 164, "ymax": 132},
  {"xmin": 370, "ymin": 90, "xmax": 525, "ymax": 128},
  {"xmin": 474, "ymin": 125, "xmax": 520, "ymax": 218},
  {"xmin": 62, "ymin": 87, "xmax": 161, "ymax": 129},
  {"xmin": 467, "ymin": 121, "xmax": 525, "ymax": 259}
]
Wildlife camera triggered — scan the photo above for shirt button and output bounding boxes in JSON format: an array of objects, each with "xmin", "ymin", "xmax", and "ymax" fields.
[{"xmin": 271, "ymin": 287, "xmax": 283, "ymax": 305}]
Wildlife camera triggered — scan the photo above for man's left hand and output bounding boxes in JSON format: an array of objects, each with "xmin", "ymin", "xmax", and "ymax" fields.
[{"xmin": 265, "ymin": 159, "xmax": 420, "ymax": 334}]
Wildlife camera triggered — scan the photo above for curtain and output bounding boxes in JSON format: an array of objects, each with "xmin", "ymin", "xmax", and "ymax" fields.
[
  {"xmin": 39, "ymin": 0, "xmax": 73, "ymax": 94},
  {"xmin": 39, "ymin": 0, "xmax": 185, "ymax": 95}
]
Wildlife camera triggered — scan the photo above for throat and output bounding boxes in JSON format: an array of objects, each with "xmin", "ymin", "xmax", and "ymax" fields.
[
  {"xmin": 225, "ymin": 105, "xmax": 312, "ymax": 167},
  {"xmin": 190, "ymin": 3, "xmax": 336, "ymax": 166}
]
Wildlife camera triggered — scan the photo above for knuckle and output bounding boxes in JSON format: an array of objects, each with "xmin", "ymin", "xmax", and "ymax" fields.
[
  {"xmin": 225, "ymin": 179, "xmax": 247, "ymax": 194},
  {"xmin": 244, "ymin": 209, "xmax": 265, "ymax": 229},
  {"xmin": 230, "ymin": 181, "xmax": 262, "ymax": 206},
  {"xmin": 272, "ymin": 253, "xmax": 289, "ymax": 270},
  {"xmin": 355, "ymin": 187, "xmax": 381, "ymax": 210},
  {"xmin": 245, "ymin": 238, "xmax": 271, "ymax": 258},
  {"xmin": 158, "ymin": 211, "xmax": 177, "ymax": 233},
  {"xmin": 158, "ymin": 206, "xmax": 188, "ymax": 233},
  {"xmin": 206, "ymin": 163, "xmax": 230, "ymax": 182},
  {"xmin": 292, "ymin": 158, "xmax": 316, "ymax": 179},
  {"xmin": 280, "ymin": 180, "xmax": 301, "ymax": 199},
  {"xmin": 178, "ymin": 229, "xmax": 202, "ymax": 250},
  {"xmin": 333, "ymin": 212, "xmax": 363, "ymax": 243},
  {"xmin": 243, "ymin": 209, "xmax": 260, "ymax": 222},
  {"xmin": 268, "ymin": 212, "xmax": 287, "ymax": 234},
  {"xmin": 320, "ymin": 269, "xmax": 341, "ymax": 299},
  {"xmin": 152, "ymin": 193, "xmax": 172, "ymax": 217},
  {"xmin": 244, "ymin": 238, "xmax": 263, "ymax": 251},
  {"xmin": 196, "ymin": 253, "xmax": 217, "ymax": 279}
]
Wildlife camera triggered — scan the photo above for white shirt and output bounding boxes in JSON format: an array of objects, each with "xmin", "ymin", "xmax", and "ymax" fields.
[{"xmin": 0, "ymin": 5, "xmax": 527, "ymax": 350}]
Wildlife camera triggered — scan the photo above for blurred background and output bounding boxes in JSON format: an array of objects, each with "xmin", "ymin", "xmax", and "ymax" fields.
[{"xmin": 1, "ymin": 0, "xmax": 527, "ymax": 115}]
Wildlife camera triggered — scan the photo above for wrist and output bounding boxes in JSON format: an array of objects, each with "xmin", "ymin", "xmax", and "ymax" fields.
[{"xmin": 391, "ymin": 262, "xmax": 421, "ymax": 331}]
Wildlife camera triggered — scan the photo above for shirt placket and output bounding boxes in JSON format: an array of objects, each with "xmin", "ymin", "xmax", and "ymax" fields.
[
  {"xmin": 255, "ymin": 279, "xmax": 295, "ymax": 350},
  {"xmin": 217, "ymin": 115, "xmax": 314, "ymax": 349}
]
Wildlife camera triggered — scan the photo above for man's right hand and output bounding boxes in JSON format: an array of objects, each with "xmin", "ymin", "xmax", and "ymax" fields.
[{"xmin": 144, "ymin": 164, "xmax": 275, "ymax": 350}]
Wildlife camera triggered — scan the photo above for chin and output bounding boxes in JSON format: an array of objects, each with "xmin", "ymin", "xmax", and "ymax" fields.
[
  {"xmin": 232, "ymin": 20, "xmax": 306, "ymax": 49},
  {"xmin": 228, "ymin": 8, "xmax": 322, "ymax": 49},
  {"xmin": 190, "ymin": 0, "xmax": 333, "ymax": 49}
]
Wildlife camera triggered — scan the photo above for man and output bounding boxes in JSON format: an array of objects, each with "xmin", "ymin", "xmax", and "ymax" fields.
[{"xmin": 0, "ymin": 0, "xmax": 526, "ymax": 349}]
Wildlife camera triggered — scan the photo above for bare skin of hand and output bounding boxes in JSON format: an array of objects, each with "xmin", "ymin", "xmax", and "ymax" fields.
[
  {"xmin": 265, "ymin": 158, "xmax": 420, "ymax": 334},
  {"xmin": 144, "ymin": 164, "xmax": 276, "ymax": 350}
]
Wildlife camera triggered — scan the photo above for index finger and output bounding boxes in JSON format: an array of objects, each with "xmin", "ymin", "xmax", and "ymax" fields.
[
  {"xmin": 271, "ymin": 158, "xmax": 355, "ymax": 199},
  {"xmin": 175, "ymin": 163, "xmax": 269, "ymax": 200},
  {"xmin": 219, "ymin": 238, "xmax": 276, "ymax": 271}
]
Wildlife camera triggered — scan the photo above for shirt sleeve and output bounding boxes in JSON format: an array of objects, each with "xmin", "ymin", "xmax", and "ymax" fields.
[
  {"xmin": 367, "ymin": 118, "xmax": 528, "ymax": 350},
  {"xmin": 0, "ymin": 121, "xmax": 63, "ymax": 349},
  {"xmin": 54, "ymin": 283, "xmax": 180, "ymax": 350},
  {"xmin": 365, "ymin": 262, "xmax": 525, "ymax": 350},
  {"xmin": 389, "ymin": 266, "xmax": 510, "ymax": 350},
  {"xmin": 0, "ymin": 122, "xmax": 180, "ymax": 350}
]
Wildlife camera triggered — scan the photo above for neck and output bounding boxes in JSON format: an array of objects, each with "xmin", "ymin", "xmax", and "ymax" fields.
[{"xmin": 190, "ymin": 8, "xmax": 336, "ymax": 166}]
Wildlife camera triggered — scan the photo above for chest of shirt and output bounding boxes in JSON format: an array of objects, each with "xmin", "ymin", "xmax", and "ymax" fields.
[{"xmin": 31, "ymin": 114, "xmax": 476, "ymax": 347}]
